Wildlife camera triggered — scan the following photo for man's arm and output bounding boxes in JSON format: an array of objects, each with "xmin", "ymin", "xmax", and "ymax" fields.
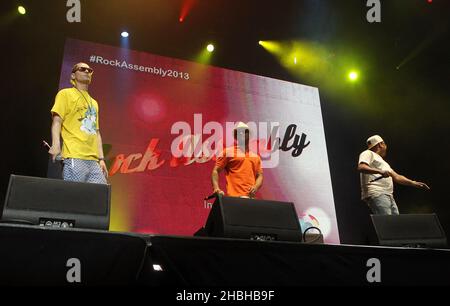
[
  {"xmin": 211, "ymin": 165, "xmax": 224, "ymax": 195},
  {"xmin": 249, "ymin": 172, "xmax": 264, "ymax": 198},
  {"xmin": 357, "ymin": 162, "xmax": 390, "ymax": 177},
  {"xmin": 390, "ymin": 169, "xmax": 430, "ymax": 190},
  {"xmin": 97, "ymin": 131, "xmax": 108, "ymax": 178},
  {"xmin": 49, "ymin": 114, "xmax": 62, "ymax": 162}
]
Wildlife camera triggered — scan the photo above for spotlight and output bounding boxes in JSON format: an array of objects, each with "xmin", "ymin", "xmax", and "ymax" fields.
[
  {"xmin": 18, "ymin": 6, "xmax": 26, "ymax": 15},
  {"xmin": 153, "ymin": 264, "xmax": 164, "ymax": 271},
  {"xmin": 206, "ymin": 44, "xmax": 214, "ymax": 52},
  {"xmin": 121, "ymin": 31, "xmax": 129, "ymax": 38},
  {"xmin": 348, "ymin": 71, "xmax": 359, "ymax": 81}
]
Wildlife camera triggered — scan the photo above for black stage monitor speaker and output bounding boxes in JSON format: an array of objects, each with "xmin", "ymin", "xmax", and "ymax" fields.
[
  {"xmin": 371, "ymin": 214, "xmax": 447, "ymax": 248},
  {"xmin": 202, "ymin": 196, "xmax": 302, "ymax": 242},
  {"xmin": 1, "ymin": 175, "xmax": 111, "ymax": 230}
]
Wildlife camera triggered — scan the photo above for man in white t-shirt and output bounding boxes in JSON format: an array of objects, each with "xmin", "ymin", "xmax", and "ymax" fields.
[{"xmin": 357, "ymin": 135, "xmax": 430, "ymax": 215}]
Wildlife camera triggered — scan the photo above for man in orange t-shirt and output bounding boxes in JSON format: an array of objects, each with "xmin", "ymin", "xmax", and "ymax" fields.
[{"xmin": 211, "ymin": 122, "xmax": 264, "ymax": 198}]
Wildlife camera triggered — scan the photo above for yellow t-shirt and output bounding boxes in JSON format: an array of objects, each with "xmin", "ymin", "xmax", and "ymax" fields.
[{"xmin": 51, "ymin": 88, "xmax": 100, "ymax": 160}]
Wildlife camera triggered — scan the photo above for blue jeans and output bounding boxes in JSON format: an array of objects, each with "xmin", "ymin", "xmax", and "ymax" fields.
[{"xmin": 365, "ymin": 194, "xmax": 399, "ymax": 215}]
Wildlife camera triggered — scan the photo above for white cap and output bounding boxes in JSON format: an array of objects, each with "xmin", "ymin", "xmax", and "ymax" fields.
[
  {"xmin": 367, "ymin": 135, "xmax": 384, "ymax": 149},
  {"xmin": 233, "ymin": 121, "xmax": 250, "ymax": 131}
]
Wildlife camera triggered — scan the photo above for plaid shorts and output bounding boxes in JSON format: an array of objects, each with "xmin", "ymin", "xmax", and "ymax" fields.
[{"xmin": 63, "ymin": 158, "xmax": 107, "ymax": 184}]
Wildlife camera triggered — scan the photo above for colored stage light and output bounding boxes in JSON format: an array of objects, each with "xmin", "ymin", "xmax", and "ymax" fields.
[
  {"xmin": 294, "ymin": 57, "xmax": 298, "ymax": 65},
  {"xmin": 179, "ymin": 0, "xmax": 196, "ymax": 24},
  {"xmin": 121, "ymin": 31, "xmax": 129, "ymax": 38},
  {"xmin": 153, "ymin": 264, "xmax": 164, "ymax": 271},
  {"xmin": 349, "ymin": 71, "xmax": 359, "ymax": 81},
  {"xmin": 258, "ymin": 40, "xmax": 282, "ymax": 55},
  {"xmin": 196, "ymin": 44, "xmax": 214, "ymax": 64},
  {"xmin": 18, "ymin": 6, "xmax": 26, "ymax": 15}
]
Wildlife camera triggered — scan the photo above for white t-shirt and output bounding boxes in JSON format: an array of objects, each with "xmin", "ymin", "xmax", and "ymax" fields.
[{"xmin": 358, "ymin": 150, "xmax": 394, "ymax": 200}]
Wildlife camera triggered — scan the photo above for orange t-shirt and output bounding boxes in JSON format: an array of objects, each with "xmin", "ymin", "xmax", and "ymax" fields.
[{"xmin": 215, "ymin": 146, "xmax": 263, "ymax": 197}]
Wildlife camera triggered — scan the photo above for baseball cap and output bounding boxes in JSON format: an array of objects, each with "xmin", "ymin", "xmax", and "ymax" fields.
[
  {"xmin": 367, "ymin": 135, "xmax": 384, "ymax": 149},
  {"xmin": 233, "ymin": 122, "xmax": 250, "ymax": 131}
]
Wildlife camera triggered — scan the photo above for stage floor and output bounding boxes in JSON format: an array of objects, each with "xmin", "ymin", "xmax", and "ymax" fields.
[{"xmin": 0, "ymin": 224, "xmax": 449, "ymax": 286}]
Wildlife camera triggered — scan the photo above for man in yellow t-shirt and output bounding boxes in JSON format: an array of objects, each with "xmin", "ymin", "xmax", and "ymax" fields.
[
  {"xmin": 48, "ymin": 62, "xmax": 108, "ymax": 184},
  {"xmin": 211, "ymin": 122, "xmax": 264, "ymax": 198}
]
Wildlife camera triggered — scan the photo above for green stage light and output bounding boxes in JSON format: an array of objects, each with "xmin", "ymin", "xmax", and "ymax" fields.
[
  {"xmin": 195, "ymin": 44, "xmax": 214, "ymax": 64},
  {"xmin": 349, "ymin": 71, "xmax": 359, "ymax": 81},
  {"xmin": 18, "ymin": 6, "xmax": 26, "ymax": 15}
]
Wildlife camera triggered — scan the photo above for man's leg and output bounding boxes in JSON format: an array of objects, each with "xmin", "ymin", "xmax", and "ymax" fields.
[
  {"xmin": 86, "ymin": 160, "xmax": 107, "ymax": 184},
  {"xmin": 389, "ymin": 195, "xmax": 400, "ymax": 215},
  {"xmin": 366, "ymin": 194, "xmax": 394, "ymax": 215},
  {"xmin": 63, "ymin": 158, "xmax": 89, "ymax": 182}
]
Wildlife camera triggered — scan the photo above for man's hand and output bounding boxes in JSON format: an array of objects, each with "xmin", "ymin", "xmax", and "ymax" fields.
[
  {"xmin": 413, "ymin": 181, "xmax": 430, "ymax": 190},
  {"xmin": 379, "ymin": 170, "xmax": 391, "ymax": 178},
  {"xmin": 48, "ymin": 145, "xmax": 61, "ymax": 162},
  {"xmin": 213, "ymin": 188, "xmax": 225, "ymax": 196},
  {"xmin": 99, "ymin": 160, "xmax": 109, "ymax": 179},
  {"xmin": 389, "ymin": 169, "xmax": 430, "ymax": 190},
  {"xmin": 248, "ymin": 185, "xmax": 259, "ymax": 198}
]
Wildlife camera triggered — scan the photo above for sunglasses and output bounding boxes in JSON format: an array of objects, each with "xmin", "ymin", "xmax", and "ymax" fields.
[{"xmin": 73, "ymin": 67, "xmax": 94, "ymax": 74}]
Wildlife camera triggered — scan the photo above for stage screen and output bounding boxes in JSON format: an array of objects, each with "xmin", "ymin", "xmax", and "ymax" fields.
[{"xmin": 58, "ymin": 38, "xmax": 340, "ymax": 243}]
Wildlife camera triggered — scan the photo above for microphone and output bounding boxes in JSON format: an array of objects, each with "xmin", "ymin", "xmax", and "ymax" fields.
[
  {"xmin": 43, "ymin": 140, "xmax": 62, "ymax": 161},
  {"xmin": 42, "ymin": 140, "xmax": 51, "ymax": 149},
  {"xmin": 370, "ymin": 175, "xmax": 384, "ymax": 183},
  {"xmin": 204, "ymin": 193, "xmax": 217, "ymax": 201}
]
